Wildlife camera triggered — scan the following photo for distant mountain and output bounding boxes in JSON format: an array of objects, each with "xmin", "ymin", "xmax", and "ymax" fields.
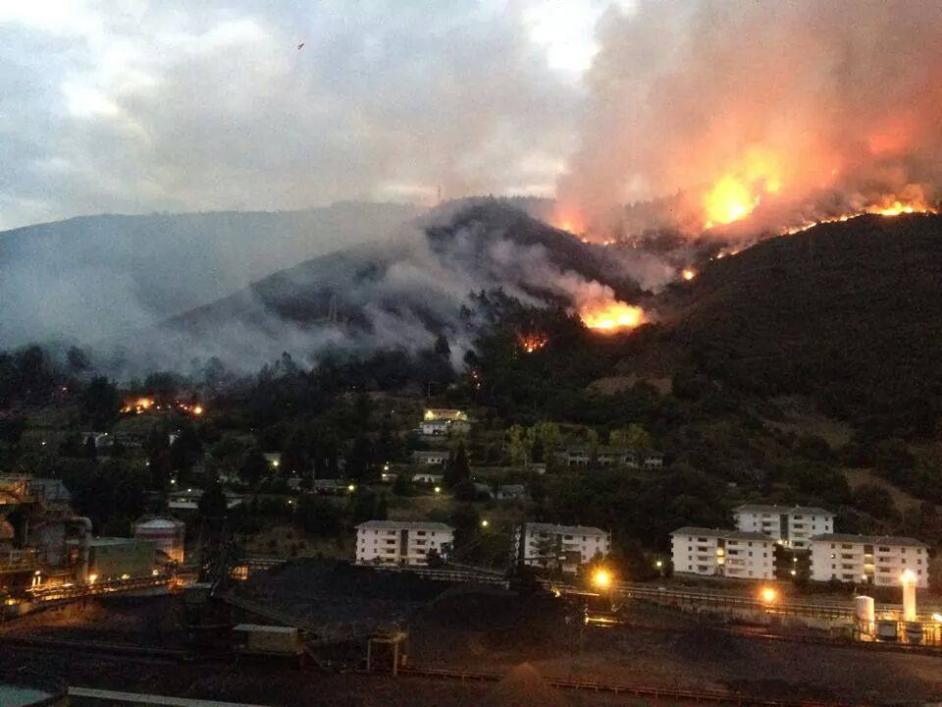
[
  {"xmin": 631, "ymin": 212, "xmax": 942, "ymax": 432},
  {"xmin": 0, "ymin": 202, "xmax": 419, "ymax": 347},
  {"xmin": 122, "ymin": 201, "xmax": 645, "ymax": 374}
]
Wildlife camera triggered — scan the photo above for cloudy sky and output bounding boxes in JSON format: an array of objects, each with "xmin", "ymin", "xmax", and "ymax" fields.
[{"xmin": 0, "ymin": 0, "xmax": 635, "ymax": 230}]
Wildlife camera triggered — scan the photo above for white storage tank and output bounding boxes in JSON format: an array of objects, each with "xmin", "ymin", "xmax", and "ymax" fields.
[
  {"xmin": 134, "ymin": 517, "xmax": 185, "ymax": 563},
  {"xmin": 854, "ymin": 595, "xmax": 875, "ymax": 636}
]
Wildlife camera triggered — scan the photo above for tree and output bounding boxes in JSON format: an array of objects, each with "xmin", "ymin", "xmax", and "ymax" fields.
[
  {"xmin": 610, "ymin": 424, "xmax": 652, "ymax": 451},
  {"xmin": 80, "ymin": 376, "xmax": 120, "ymax": 429},
  {"xmin": 240, "ymin": 448, "xmax": 268, "ymax": 486},
  {"xmin": 297, "ymin": 496, "xmax": 344, "ymax": 537},
  {"xmin": 83, "ymin": 436, "xmax": 98, "ymax": 460},
  {"xmin": 434, "ymin": 334, "xmax": 451, "ymax": 358},
  {"xmin": 198, "ymin": 478, "xmax": 229, "ymax": 529},
  {"xmin": 507, "ymin": 425, "xmax": 528, "ymax": 466},
  {"xmin": 376, "ymin": 493, "xmax": 388, "ymax": 521},
  {"xmin": 392, "ymin": 473, "xmax": 414, "ymax": 497},
  {"xmin": 444, "ymin": 442, "xmax": 470, "ymax": 488},
  {"xmin": 449, "ymin": 503, "xmax": 481, "ymax": 553},
  {"xmin": 169, "ymin": 425, "xmax": 202, "ymax": 473},
  {"xmin": 66, "ymin": 346, "xmax": 90, "ymax": 374},
  {"xmin": 347, "ymin": 435, "xmax": 373, "ymax": 481}
]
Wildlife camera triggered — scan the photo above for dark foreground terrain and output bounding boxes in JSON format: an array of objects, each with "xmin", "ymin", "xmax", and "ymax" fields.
[{"xmin": 3, "ymin": 585, "xmax": 942, "ymax": 706}]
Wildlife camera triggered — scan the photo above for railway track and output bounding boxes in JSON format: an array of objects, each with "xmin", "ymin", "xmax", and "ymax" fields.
[{"xmin": 0, "ymin": 634, "xmax": 193, "ymax": 664}]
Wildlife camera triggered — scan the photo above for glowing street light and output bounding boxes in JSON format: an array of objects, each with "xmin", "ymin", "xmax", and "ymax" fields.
[
  {"xmin": 347, "ymin": 484, "xmax": 356, "ymax": 493},
  {"xmin": 655, "ymin": 560, "xmax": 663, "ymax": 569},
  {"xmin": 592, "ymin": 568, "xmax": 612, "ymax": 591},
  {"xmin": 480, "ymin": 519, "xmax": 489, "ymax": 528},
  {"xmin": 433, "ymin": 486, "xmax": 441, "ymax": 494},
  {"xmin": 759, "ymin": 586, "xmax": 778, "ymax": 605}
]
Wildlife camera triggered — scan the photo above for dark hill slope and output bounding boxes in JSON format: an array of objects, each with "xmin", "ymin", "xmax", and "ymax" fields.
[
  {"xmin": 0, "ymin": 202, "xmax": 418, "ymax": 347},
  {"xmin": 135, "ymin": 202, "xmax": 643, "ymax": 372},
  {"xmin": 644, "ymin": 213, "xmax": 942, "ymax": 432}
]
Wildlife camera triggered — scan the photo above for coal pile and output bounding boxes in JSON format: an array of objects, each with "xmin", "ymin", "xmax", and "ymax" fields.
[{"xmin": 235, "ymin": 559, "xmax": 459, "ymax": 639}]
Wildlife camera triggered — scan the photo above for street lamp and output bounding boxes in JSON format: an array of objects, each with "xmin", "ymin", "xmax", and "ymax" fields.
[
  {"xmin": 592, "ymin": 567, "xmax": 612, "ymax": 591},
  {"xmin": 480, "ymin": 519, "xmax": 489, "ymax": 528},
  {"xmin": 759, "ymin": 586, "xmax": 778, "ymax": 605},
  {"xmin": 433, "ymin": 486, "xmax": 441, "ymax": 494}
]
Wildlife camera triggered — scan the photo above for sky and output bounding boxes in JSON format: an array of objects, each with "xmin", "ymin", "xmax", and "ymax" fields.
[{"xmin": 0, "ymin": 0, "xmax": 635, "ymax": 231}]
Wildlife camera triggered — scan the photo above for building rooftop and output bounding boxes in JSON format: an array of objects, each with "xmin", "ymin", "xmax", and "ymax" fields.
[
  {"xmin": 135, "ymin": 517, "xmax": 185, "ymax": 530},
  {"xmin": 810, "ymin": 533, "xmax": 928, "ymax": 548},
  {"xmin": 0, "ymin": 683, "xmax": 61, "ymax": 707},
  {"xmin": 233, "ymin": 623, "xmax": 298, "ymax": 634},
  {"xmin": 735, "ymin": 503, "xmax": 834, "ymax": 516},
  {"xmin": 671, "ymin": 527, "xmax": 772, "ymax": 542},
  {"xmin": 356, "ymin": 520, "xmax": 454, "ymax": 532},
  {"xmin": 423, "ymin": 409, "xmax": 468, "ymax": 421},
  {"xmin": 525, "ymin": 522, "xmax": 608, "ymax": 537}
]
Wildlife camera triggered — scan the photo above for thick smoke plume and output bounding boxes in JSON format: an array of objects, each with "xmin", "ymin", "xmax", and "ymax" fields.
[
  {"xmin": 98, "ymin": 201, "xmax": 660, "ymax": 378},
  {"xmin": 556, "ymin": 0, "xmax": 942, "ymax": 238}
]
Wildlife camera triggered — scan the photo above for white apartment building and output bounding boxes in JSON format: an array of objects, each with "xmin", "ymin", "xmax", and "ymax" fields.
[
  {"xmin": 355, "ymin": 520, "xmax": 454, "ymax": 567},
  {"xmin": 734, "ymin": 504, "xmax": 834, "ymax": 549},
  {"xmin": 671, "ymin": 527, "xmax": 776, "ymax": 580},
  {"xmin": 514, "ymin": 522, "xmax": 610, "ymax": 573},
  {"xmin": 810, "ymin": 534, "xmax": 929, "ymax": 588}
]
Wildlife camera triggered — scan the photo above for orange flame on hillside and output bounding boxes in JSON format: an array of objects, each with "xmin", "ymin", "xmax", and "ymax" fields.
[
  {"xmin": 121, "ymin": 397, "xmax": 154, "ymax": 414},
  {"xmin": 518, "ymin": 332, "xmax": 548, "ymax": 353},
  {"xmin": 580, "ymin": 300, "xmax": 645, "ymax": 333},
  {"xmin": 551, "ymin": 204, "xmax": 587, "ymax": 236},
  {"xmin": 702, "ymin": 147, "xmax": 784, "ymax": 229},
  {"xmin": 784, "ymin": 196, "xmax": 937, "ymax": 235}
]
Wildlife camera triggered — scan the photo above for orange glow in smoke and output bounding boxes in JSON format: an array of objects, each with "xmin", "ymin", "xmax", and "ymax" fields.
[
  {"xmin": 681, "ymin": 268, "xmax": 697, "ymax": 281},
  {"xmin": 702, "ymin": 147, "xmax": 784, "ymax": 229},
  {"xmin": 552, "ymin": 204, "xmax": 587, "ymax": 235},
  {"xmin": 580, "ymin": 300, "xmax": 645, "ymax": 333}
]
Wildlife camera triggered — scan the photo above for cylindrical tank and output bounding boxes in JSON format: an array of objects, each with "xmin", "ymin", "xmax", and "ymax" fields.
[
  {"xmin": 901, "ymin": 569, "xmax": 918, "ymax": 622},
  {"xmin": 134, "ymin": 518, "xmax": 185, "ymax": 563},
  {"xmin": 905, "ymin": 621, "xmax": 924, "ymax": 644},
  {"xmin": 854, "ymin": 595, "xmax": 875, "ymax": 636}
]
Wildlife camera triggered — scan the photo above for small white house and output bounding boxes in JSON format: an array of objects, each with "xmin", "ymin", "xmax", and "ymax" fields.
[
  {"xmin": 514, "ymin": 522, "xmax": 610, "ymax": 573},
  {"xmin": 419, "ymin": 409, "xmax": 470, "ymax": 436},
  {"xmin": 355, "ymin": 520, "xmax": 454, "ymax": 566},
  {"xmin": 734, "ymin": 504, "xmax": 834, "ymax": 549},
  {"xmin": 641, "ymin": 451, "xmax": 665, "ymax": 469},
  {"xmin": 809, "ymin": 534, "xmax": 929, "ymax": 588},
  {"xmin": 412, "ymin": 472, "xmax": 443, "ymax": 485},
  {"xmin": 412, "ymin": 450, "xmax": 448, "ymax": 466},
  {"xmin": 671, "ymin": 527, "xmax": 775, "ymax": 580}
]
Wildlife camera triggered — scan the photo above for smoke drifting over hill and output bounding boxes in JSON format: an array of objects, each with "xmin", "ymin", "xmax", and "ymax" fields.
[
  {"xmin": 556, "ymin": 0, "xmax": 942, "ymax": 238},
  {"xmin": 110, "ymin": 201, "xmax": 661, "ymax": 377}
]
